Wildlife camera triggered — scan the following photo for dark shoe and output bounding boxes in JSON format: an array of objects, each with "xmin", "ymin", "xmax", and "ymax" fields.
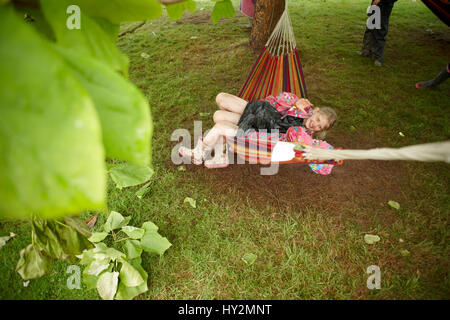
[
  {"xmin": 415, "ymin": 69, "xmax": 449, "ymax": 89},
  {"xmin": 416, "ymin": 82, "xmax": 428, "ymax": 89},
  {"xmin": 356, "ymin": 50, "xmax": 371, "ymax": 57}
]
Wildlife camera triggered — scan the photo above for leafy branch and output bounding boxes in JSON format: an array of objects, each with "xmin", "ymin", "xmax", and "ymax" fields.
[{"xmin": 80, "ymin": 211, "xmax": 172, "ymax": 300}]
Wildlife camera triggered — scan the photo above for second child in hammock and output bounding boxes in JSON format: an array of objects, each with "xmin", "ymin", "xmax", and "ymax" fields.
[{"xmin": 178, "ymin": 92, "xmax": 338, "ymax": 170}]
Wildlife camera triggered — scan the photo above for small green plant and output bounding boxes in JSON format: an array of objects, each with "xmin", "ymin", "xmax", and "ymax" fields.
[
  {"xmin": 16, "ymin": 216, "xmax": 94, "ymax": 280},
  {"xmin": 78, "ymin": 211, "xmax": 171, "ymax": 300}
]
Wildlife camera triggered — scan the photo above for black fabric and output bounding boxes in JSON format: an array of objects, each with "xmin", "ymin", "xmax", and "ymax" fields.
[
  {"xmin": 417, "ymin": 63, "xmax": 450, "ymax": 88},
  {"xmin": 421, "ymin": 0, "xmax": 450, "ymax": 26},
  {"xmin": 237, "ymin": 100, "xmax": 304, "ymax": 137},
  {"xmin": 363, "ymin": 1, "xmax": 396, "ymax": 62}
]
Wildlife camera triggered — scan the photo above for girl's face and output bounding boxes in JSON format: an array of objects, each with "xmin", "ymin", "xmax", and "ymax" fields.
[{"xmin": 305, "ymin": 111, "xmax": 329, "ymax": 132}]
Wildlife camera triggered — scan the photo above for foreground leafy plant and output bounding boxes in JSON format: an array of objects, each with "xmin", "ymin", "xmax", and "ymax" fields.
[
  {"xmin": 16, "ymin": 216, "xmax": 94, "ymax": 280},
  {"xmin": 78, "ymin": 211, "xmax": 171, "ymax": 300},
  {"xmin": 109, "ymin": 162, "xmax": 155, "ymax": 190},
  {"xmin": 0, "ymin": 0, "xmax": 232, "ymax": 300},
  {"xmin": 0, "ymin": 0, "xmax": 235, "ymax": 221}
]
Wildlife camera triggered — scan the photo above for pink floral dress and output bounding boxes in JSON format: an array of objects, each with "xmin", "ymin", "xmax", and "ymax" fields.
[{"xmin": 247, "ymin": 92, "xmax": 335, "ymax": 175}]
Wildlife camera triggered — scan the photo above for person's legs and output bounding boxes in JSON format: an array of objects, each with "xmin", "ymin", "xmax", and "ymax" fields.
[
  {"xmin": 216, "ymin": 92, "xmax": 248, "ymax": 115},
  {"xmin": 203, "ymin": 121, "xmax": 237, "ymax": 168},
  {"xmin": 358, "ymin": 28, "xmax": 374, "ymax": 57},
  {"xmin": 178, "ymin": 121, "xmax": 238, "ymax": 165},
  {"xmin": 213, "ymin": 109, "xmax": 242, "ymax": 125},
  {"xmin": 372, "ymin": 2, "xmax": 394, "ymax": 64},
  {"xmin": 203, "ymin": 121, "xmax": 238, "ymax": 147},
  {"xmin": 416, "ymin": 63, "xmax": 450, "ymax": 89}
]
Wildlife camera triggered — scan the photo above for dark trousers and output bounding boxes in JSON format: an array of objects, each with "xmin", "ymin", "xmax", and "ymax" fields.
[{"xmin": 362, "ymin": 2, "xmax": 395, "ymax": 62}]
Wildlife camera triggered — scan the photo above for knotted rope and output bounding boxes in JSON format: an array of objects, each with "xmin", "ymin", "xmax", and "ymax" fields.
[{"xmin": 303, "ymin": 141, "xmax": 450, "ymax": 163}]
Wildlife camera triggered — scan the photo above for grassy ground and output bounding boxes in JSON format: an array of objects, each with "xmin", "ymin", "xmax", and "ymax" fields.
[{"xmin": 1, "ymin": 0, "xmax": 449, "ymax": 299}]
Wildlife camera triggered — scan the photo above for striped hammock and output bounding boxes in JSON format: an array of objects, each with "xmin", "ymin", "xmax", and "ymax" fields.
[
  {"xmin": 228, "ymin": 1, "xmax": 337, "ymax": 166},
  {"xmin": 421, "ymin": 0, "xmax": 450, "ymax": 26},
  {"xmin": 238, "ymin": 0, "xmax": 308, "ymax": 101},
  {"xmin": 226, "ymin": 134, "xmax": 341, "ymax": 166}
]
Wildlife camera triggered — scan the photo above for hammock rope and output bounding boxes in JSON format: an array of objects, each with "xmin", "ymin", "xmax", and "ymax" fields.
[
  {"xmin": 231, "ymin": 0, "xmax": 316, "ymax": 165},
  {"xmin": 238, "ymin": 0, "xmax": 307, "ymax": 101},
  {"xmin": 302, "ymin": 141, "xmax": 450, "ymax": 163}
]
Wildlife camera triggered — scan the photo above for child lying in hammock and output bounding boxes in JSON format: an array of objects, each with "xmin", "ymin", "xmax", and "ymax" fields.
[{"xmin": 178, "ymin": 92, "xmax": 338, "ymax": 172}]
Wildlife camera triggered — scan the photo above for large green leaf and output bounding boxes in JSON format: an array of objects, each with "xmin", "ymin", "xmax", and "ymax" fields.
[
  {"xmin": 77, "ymin": 248, "xmax": 96, "ymax": 265},
  {"xmin": 82, "ymin": 271, "xmax": 99, "ymax": 290},
  {"xmin": 119, "ymin": 259, "xmax": 145, "ymax": 287},
  {"xmin": 104, "ymin": 247, "xmax": 126, "ymax": 261},
  {"xmin": 97, "ymin": 271, "xmax": 119, "ymax": 300},
  {"xmin": 54, "ymin": 46, "xmax": 152, "ymax": 166},
  {"xmin": 31, "ymin": 219, "xmax": 64, "ymax": 260},
  {"xmin": 0, "ymin": 6, "xmax": 106, "ymax": 219},
  {"xmin": 115, "ymin": 257, "xmax": 148, "ymax": 300},
  {"xmin": 88, "ymin": 232, "xmax": 109, "ymax": 243},
  {"xmin": 29, "ymin": 217, "xmax": 93, "ymax": 262},
  {"xmin": 121, "ymin": 226, "xmax": 145, "ymax": 240},
  {"xmin": 63, "ymin": 216, "xmax": 92, "ymax": 238},
  {"xmin": 123, "ymin": 240, "xmax": 143, "ymax": 260},
  {"xmin": 140, "ymin": 223, "xmax": 172, "ymax": 256},
  {"xmin": 70, "ymin": 0, "xmax": 163, "ymax": 24},
  {"xmin": 16, "ymin": 244, "xmax": 51, "ymax": 280},
  {"xmin": 109, "ymin": 163, "xmax": 154, "ymax": 189},
  {"xmin": 211, "ymin": 0, "xmax": 235, "ymax": 24},
  {"xmin": 141, "ymin": 232, "xmax": 172, "ymax": 256},
  {"xmin": 103, "ymin": 211, "xmax": 132, "ymax": 233},
  {"xmin": 54, "ymin": 222, "xmax": 94, "ymax": 257},
  {"xmin": 40, "ymin": 0, "xmax": 129, "ymax": 76},
  {"xmin": 85, "ymin": 259, "xmax": 111, "ymax": 276},
  {"xmin": 165, "ymin": 0, "xmax": 196, "ymax": 20},
  {"xmin": 142, "ymin": 221, "xmax": 159, "ymax": 233},
  {"xmin": 82, "ymin": 260, "xmax": 113, "ymax": 290}
]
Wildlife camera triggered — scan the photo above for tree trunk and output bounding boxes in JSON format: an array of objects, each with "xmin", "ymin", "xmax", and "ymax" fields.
[{"xmin": 250, "ymin": 0, "xmax": 286, "ymax": 50}]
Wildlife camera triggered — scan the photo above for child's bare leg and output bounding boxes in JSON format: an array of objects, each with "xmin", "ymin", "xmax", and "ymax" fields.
[
  {"xmin": 203, "ymin": 122, "xmax": 235, "ymax": 168},
  {"xmin": 179, "ymin": 121, "xmax": 237, "ymax": 165},
  {"xmin": 215, "ymin": 93, "xmax": 247, "ymax": 114},
  {"xmin": 213, "ymin": 110, "xmax": 241, "ymax": 125},
  {"xmin": 203, "ymin": 121, "xmax": 238, "ymax": 147}
]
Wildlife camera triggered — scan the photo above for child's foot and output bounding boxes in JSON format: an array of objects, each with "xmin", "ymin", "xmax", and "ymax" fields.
[
  {"xmin": 356, "ymin": 50, "xmax": 371, "ymax": 58},
  {"xmin": 204, "ymin": 151, "xmax": 229, "ymax": 169},
  {"xmin": 374, "ymin": 60, "xmax": 382, "ymax": 67},
  {"xmin": 178, "ymin": 138, "xmax": 209, "ymax": 165},
  {"xmin": 204, "ymin": 144, "xmax": 229, "ymax": 169}
]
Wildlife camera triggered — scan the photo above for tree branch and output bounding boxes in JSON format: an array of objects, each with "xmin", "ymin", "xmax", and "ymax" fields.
[{"xmin": 118, "ymin": 21, "xmax": 147, "ymax": 38}]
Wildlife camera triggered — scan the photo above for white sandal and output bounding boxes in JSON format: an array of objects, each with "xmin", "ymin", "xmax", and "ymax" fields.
[
  {"xmin": 204, "ymin": 144, "xmax": 229, "ymax": 169},
  {"xmin": 178, "ymin": 138, "xmax": 211, "ymax": 165}
]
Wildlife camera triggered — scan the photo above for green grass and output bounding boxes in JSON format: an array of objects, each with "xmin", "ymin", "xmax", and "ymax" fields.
[{"xmin": 0, "ymin": 0, "xmax": 449, "ymax": 299}]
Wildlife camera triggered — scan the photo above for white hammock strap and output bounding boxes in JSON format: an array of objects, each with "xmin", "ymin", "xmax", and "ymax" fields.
[
  {"xmin": 265, "ymin": 0, "xmax": 296, "ymax": 56},
  {"xmin": 303, "ymin": 141, "xmax": 450, "ymax": 163}
]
